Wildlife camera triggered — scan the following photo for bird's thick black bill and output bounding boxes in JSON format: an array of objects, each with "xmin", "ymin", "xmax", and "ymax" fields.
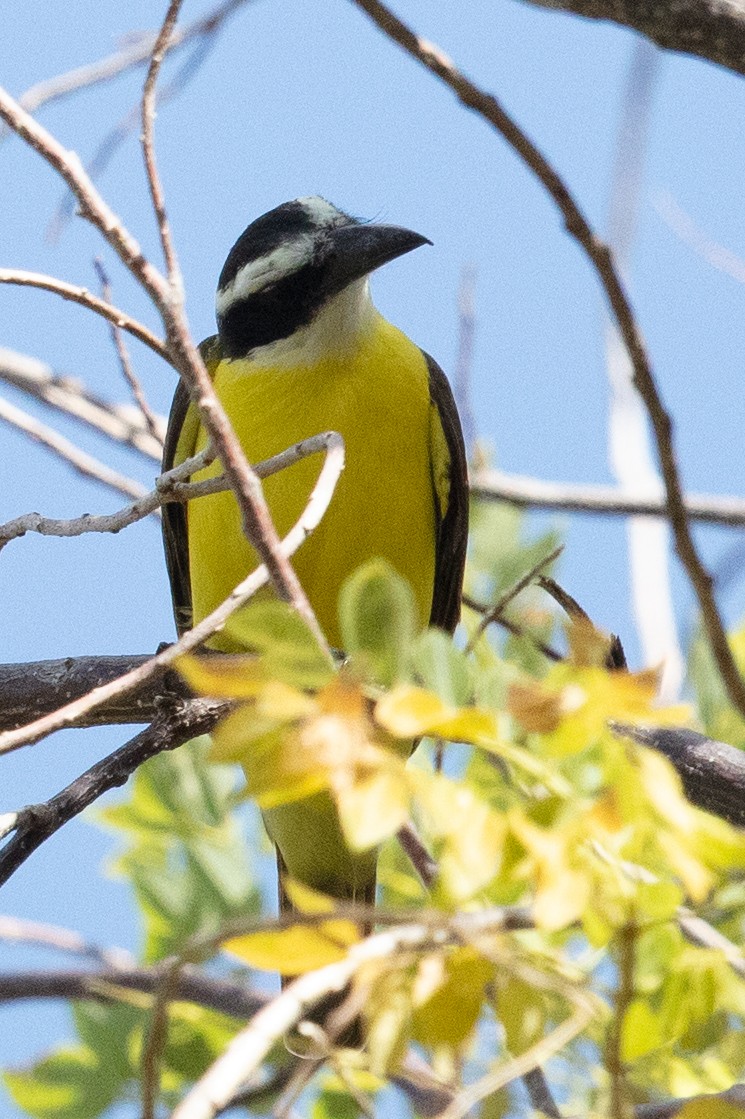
[{"xmin": 322, "ymin": 223, "xmax": 431, "ymax": 297}]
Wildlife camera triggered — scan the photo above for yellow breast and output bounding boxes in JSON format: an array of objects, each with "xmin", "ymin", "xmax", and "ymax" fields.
[{"xmin": 187, "ymin": 314, "xmax": 436, "ymax": 650}]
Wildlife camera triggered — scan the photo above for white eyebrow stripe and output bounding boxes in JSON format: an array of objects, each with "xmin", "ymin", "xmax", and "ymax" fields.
[
  {"xmin": 296, "ymin": 196, "xmax": 347, "ymax": 225},
  {"xmin": 216, "ymin": 235, "xmax": 316, "ymax": 314}
]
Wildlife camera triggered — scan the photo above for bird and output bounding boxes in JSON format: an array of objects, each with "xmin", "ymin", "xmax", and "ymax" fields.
[{"xmin": 162, "ymin": 196, "xmax": 468, "ymax": 921}]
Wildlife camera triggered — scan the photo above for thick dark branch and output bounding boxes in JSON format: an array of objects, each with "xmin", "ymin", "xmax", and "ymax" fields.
[
  {"xmin": 0, "ymin": 966, "xmax": 266, "ymax": 1019},
  {"xmin": 614, "ymin": 723, "xmax": 745, "ymax": 828},
  {"xmin": 519, "ymin": 0, "xmax": 745, "ymax": 80},
  {"xmin": 0, "ymin": 655, "xmax": 192, "ymax": 731},
  {"xmin": 0, "ymin": 698, "xmax": 225, "ymax": 887}
]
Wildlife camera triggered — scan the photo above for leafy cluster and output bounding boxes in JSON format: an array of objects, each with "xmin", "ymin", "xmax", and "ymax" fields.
[{"xmin": 6, "ymin": 502, "xmax": 745, "ymax": 1118}]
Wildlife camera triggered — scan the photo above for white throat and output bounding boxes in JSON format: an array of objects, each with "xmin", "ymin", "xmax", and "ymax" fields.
[{"xmin": 245, "ymin": 278, "xmax": 377, "ymax": 368}]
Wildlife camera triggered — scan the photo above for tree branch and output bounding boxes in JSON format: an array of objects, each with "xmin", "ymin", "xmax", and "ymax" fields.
[
  {"xmin": 0, "ymin": 431, "xmax": 344, "ymax": 754},
  {"xmin": 472, "ymin": 467, "xmax": 745, "ymax": 528},
  {"xmin": 518, "ymin": 0, "xmax": 745, "ymax": 80},
  {"xmin": 3, "ymin": 0, "xmax": 251, "ymax": 125},
  {"xmin": 0, "ymin": 395, "xmax": 149, "ymax": 502},
  {"xmin": 0, "ymin": 965, "xmax": 266, "ymax": 1019},
  {"xmin": 0, "ymin": 346, "xmax": 163, "ymax": 461},
  {"xmin": 0, "ymin": 271, "xmax": 167, "ymax": 360},
  {"xmin": 0, "ymin": 697, "xmax": 226, "ymax": 887},
  {"xmin": 351, "ymin": 0, "xmax": 745, "ymax": 719}
]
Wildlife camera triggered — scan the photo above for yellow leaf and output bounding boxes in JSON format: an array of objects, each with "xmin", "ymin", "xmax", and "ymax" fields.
[
  {"xmin": 283, "ymin": 879, "xmax": 338, "ymax": 914},
  {"xmin": 375, "ymin": 685, "xmax": 498, "ymax": 742},
  {"xmin": 415, "ymin": 773, "xmax": 507, "ymax": 901},
  {"xmin": 177, "ymin": 652, "xmax": 267, "ymax": 698},
  {"xmin": 411, "ymin": 949, "xmax": 494, "ymax": 1048},
  {"xmin": 225, "ymin": 918, "xmax": 360, "ymax": 975},
  {"xmin": 335, "ymin": 769, "xmax": 410, "ymax": 851},
  {"xmin": 621, "ymin": 997, "xmax": 664, "ymax": 1060}
]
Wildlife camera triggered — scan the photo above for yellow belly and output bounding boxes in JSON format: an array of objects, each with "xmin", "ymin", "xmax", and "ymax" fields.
[{"xmin": 187, "ymin": 315, "xmax": 436, "ymax": 650}]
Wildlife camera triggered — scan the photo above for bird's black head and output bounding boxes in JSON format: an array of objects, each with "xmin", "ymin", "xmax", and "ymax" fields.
[{"xmin": 215, "ymin": 197, "xmax": 430, "ymax": 359}]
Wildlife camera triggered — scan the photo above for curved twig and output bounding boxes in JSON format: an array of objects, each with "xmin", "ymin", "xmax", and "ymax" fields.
[
  {"xmin": 0, "ymin": 431, "xmax": 344, "ymax": 755},
  {"xmin": 350, "ymin": 0, "xmax": 745, "ymax": 719}
]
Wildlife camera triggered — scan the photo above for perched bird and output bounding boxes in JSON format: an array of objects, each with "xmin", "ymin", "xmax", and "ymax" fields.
[{"xmin": 162, "ymin": 196, "xmax": 468, "ymax": 917}]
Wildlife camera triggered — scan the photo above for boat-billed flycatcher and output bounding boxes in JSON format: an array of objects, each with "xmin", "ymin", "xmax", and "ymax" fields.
[{"xmin": 162, "ymin": 196, "xmax": 468, "ymax": 912}]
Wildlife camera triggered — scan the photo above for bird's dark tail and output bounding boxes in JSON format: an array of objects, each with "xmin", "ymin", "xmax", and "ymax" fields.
[{"xmin": 276, "ymin": 850, "xmax": 374, "ymax": 1049}]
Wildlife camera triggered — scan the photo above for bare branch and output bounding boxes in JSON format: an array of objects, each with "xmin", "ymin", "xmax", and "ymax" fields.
[
  {"xmin": 0, "ymin": 965, "xmax": 266, "ymax": 1020},
  {"xmin": 465, "ymin": 545, "xmax": 563, "ymax": 654},
  {"xmin": 0, "ymin": 346, "xmax": 163, "ymax": 460},
  {"xmin": 0, "ymin": 80, "xmax": 327, "ymax": 646},
  {"xmin": 350, "ymin": 0, "xmax": 745, "ymax": 717},
  {"xmin": 0, "ymin": 395, "xmax": 149, "ymax": 502},
  {"xmin": 0, "ymin": 655, "xmax": 190, "ymax": 732},
  {"xmin": 613, "ymin": 722, "xmax": 745, "ymax": 830},
  {"xmin": 6, "ymin": 0, "xmax": 250, "ymax": 123},
  {"xmin": 93, "ymin": 259, "xmax": 164, "ymax": 446},
  {"xmin": 0, "ymin": 270, "xmax": 167, "ymax": 360},
  {"xmin": 171, "ymin": 908, "xmax": 535, "ymax": 1119},
  {"xmin": 0, "ymin": 916, "xmax": 133, "ymax": 968},
  {"xmin": 0, "ymin": 432, "xmax": 344, "ymax": 755},
  {"xmin": 141, "ymin": 0, "xmax": 183, "ymax": 288},
  {"xmin": 0, "ymin": 697, "xmax": 226, "ymax": 887},
  {"xmin": 516, "ymin": 0, "xmax": 745, "ymax": 80},
  {"xmin": 471, "ymin": 467, "xmax": 745, "ymax": 528},
  {"xmin": 0, "ymin": 447, "xmax": 211, "ymax": 549}
]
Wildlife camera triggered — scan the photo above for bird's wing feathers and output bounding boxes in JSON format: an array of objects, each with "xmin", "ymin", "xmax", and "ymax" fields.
[
  {"xmin": 161, "ymin": 335, "xmax": 222, "ymax": 636},
  {"xmin": 425, "ymin": 352, "xmax": 469, "ymax": 634}
]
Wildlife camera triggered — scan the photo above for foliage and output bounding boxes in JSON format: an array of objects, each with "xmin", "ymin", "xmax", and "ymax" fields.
[{"xmin": 6, "ymin": 504, "xmax": 745, "ymax": 1118}]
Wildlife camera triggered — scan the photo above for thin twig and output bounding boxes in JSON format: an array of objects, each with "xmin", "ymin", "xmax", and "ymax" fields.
[
  {"xmin": 0, "ymin": 916, "xmax": 133, "ymax": 968},
  {"xmin": 462, "ymin": 594, "xmax": 563, "ymax": 663},
  {"xmin": 141, "ymin": 0, "xmax": 183, "ymax": 288},
  {"xmin": 0, "ymin": 270, "xmax": 167, "ymax": 360},
  {"xmin": 465, "ymin": 545, "xmax": 563, "ymax": 654},
  {"xmin": 141, "ymin": 962, "xmax": 183, "ymax": 1119},
  {"xmin": 0, "ymin": 965, "xmax": 267, "ymax": 1019},
  {"xmin": 397, "ymin": 823, "xmax": 437, "ymax": 888},
  {"xmin": 440, "ymin": 1003, "xmax": 593, "ymax": 1119},
  {"xmin": 0, "ymin": 395, "xmax": 149, "ymax": 502},
  {"xmin": 0, "ymin": 446, "xmax": 211, "ymax": 549},
  {"xmin": 0, "ymin": 81, "xmax": 323, "ymax": 645},
  {"xmin": 0, "ymin": 430, "xmax": 338, "ymax": 548},
  {"xmin": 0, "ymin": 346, "xmax": 163, "ymax": 460},
  {"xmin": 349, "ymin": 0, "xmax": 745, "ymax": 719},
  {"xmin": 171, "ymin": 908, "xmax": 534, "ymax": 1119},
  {"xmin": 0, "ymin": 432, "xmax": 344, "ymax": 755},
  {"xmin": 5, "ymin": 0, "xmax": 249, "ymax": 123},
  {"xmin": 471, "ymin": 467, "xmax": 745, "ymax": 528},
  {"xmin": 93, "ymin": 259, "xmax": 164, "ymax": 445}
]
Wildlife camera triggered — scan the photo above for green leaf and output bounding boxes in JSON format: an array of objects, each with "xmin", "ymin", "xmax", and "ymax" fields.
[
  {"xmin": 409, "ymin": 627, "xmax": 472, "ymax": 706},
  {"xmin": 338, "ymin": 559, "xmax": 417, "ymax": 686},
  {"xmin": 621, "ymin": 997, "xmax": 665, "ymax": 1060},
  {"xmin": 222, "ymin": 599, "xmax": 334, "ymax": 688},
  {"xmin": 312, "ymin": 1086, "xmax": 364, "ymax": 1119},
  {"xmin": 4, "ymin": 1045, "xmax": 120, "ymax": 1119}
]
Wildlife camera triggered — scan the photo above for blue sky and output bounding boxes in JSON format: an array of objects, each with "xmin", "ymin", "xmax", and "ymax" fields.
[{"xmin": 2, "ymin": 0, "xmax": 745, "ymax": 1108}]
